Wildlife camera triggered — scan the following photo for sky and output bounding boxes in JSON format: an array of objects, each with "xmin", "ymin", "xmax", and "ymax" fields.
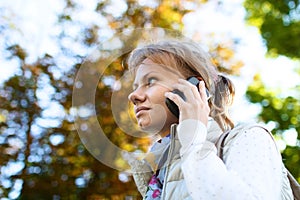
[
  {"xmin": 182, "ymin": 0, "xmax": 300, "ymax": 123},
  {"xmin": 183, "ymin": 0, "xmax": 300, "ymax": 148},
  {"xmin": 0, "ymin": 0, "xmax": 299, "ymax": 143},
  {"xmin": 0, "ymin": 0, "xmax": 299, "ymax": 198},
  {"xmin": 1, "ymin": 0, "xmax": 299, "ymax": 94}
]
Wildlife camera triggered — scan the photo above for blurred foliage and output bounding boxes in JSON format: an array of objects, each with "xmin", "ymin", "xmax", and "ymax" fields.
[
  {"xmin": 1, "ymin": 0, "xmax": 298, "ymax": 199},
  {"xmin": 247, "ymin": 75, "xmax": 300, "ymax": 133},
  {"xmin": 0, "ymin": 0, "xmax": 242, "ymax": 199},
  {"xmin": 247, "ymin": 75, "xmax": 300, "ymax": 181},
  {"xmin": 210, "ymin": 43, "xmax": 244, "ymax": 75},
  {"xmin": 244, "ymin": 0, "xmax": 300, "ymax": 58},
  {"xmin": 244, "ymin": 0, "xmax": 300, "ymax": 182}
]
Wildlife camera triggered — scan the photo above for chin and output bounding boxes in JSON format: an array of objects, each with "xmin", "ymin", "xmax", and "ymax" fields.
[
  {"xmin": 138, "ymin": 121, "xmax": 164, "ymax": 135},
  {"xmin": 137, "ymin": 112, "xmax": 170, "ymax": 135},
  {"xmin": 139, "ymin": 124, "xmax": 158, "ymax": 133}
]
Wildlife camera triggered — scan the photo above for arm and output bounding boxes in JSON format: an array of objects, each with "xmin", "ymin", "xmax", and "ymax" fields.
[{"xmin": 178, "ymin": 119, "xmax": 282, "ymax": 200}]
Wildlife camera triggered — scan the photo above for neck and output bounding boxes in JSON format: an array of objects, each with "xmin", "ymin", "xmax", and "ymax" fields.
[
  {"xmin": 158, "ymin": 123, "xmax": 177, "ymax": 138},
  {"xmin": 159, "ymin": 130, "xmax": 170, "ymax": 138}
]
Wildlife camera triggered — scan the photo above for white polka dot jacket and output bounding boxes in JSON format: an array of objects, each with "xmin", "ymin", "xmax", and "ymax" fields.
[{"xmin": 127, "ymin": 119, "xmax": 294, "ymax": 200}]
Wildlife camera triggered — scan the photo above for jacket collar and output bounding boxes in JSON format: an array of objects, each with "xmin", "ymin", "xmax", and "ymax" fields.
[{"xmin": 144, "ymin": 119, "xmax": 223, "ymax": 172}]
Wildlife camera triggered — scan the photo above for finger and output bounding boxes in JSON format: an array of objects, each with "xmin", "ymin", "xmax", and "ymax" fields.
[
  {"xmin": 164, "ymin": 91, "xmax": 185, "ymax": 109},
  {"xmin": 198, "ymin": 81, "xmax": 209, "ymax": 103},
  {"xmin": 175, "ymin": 79, "xmax": 201, "ymax": 100},
  {"xmin": 178, "ymin": 78, "xmax": 198, "ymax": 90}
]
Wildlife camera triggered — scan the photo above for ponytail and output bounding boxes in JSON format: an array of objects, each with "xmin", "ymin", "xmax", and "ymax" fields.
[{"xmin": 210, "ymin": 74, "xmax": 235, "ymax": 131}]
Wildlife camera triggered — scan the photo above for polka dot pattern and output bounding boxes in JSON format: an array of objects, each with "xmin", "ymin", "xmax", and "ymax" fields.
[{"xmin": 180, "ymin": 124, "xmax": 283, "ymax": 199}]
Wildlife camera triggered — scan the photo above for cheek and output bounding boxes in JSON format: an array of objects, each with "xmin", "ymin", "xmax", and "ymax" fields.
[
  {"xmin": 150, "ymin": 91, "xmax": 178, "ymax": 123},
  {"xmin": 153, "ymin": 89, "xmax": 175, "ymax": 112},
  {"xmin": 149, "ymin": 88, "xmax": 168, "ymax": 104},
  {"xmin": 137, "ymin": 104, "xmax": 168, "ymax": 134},
  {"xmin": 147, "ymin": 87, "xmax": 178, "ymax": 122}
]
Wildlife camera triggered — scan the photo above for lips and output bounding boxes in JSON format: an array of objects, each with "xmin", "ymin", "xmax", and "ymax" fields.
[{"xmin": 135, "ymin": 106, "xmax": 151, "ymax": 116}]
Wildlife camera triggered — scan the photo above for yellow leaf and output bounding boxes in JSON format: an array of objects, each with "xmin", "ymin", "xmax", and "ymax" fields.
[{"xmin": 0, "ymin": 114, "xmax": 6, "ymax": 123}]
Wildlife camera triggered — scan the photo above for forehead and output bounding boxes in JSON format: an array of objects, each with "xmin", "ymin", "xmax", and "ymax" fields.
[{"xmin": 134, "ymin": 58, "xmax": 181, "ymax": 78}]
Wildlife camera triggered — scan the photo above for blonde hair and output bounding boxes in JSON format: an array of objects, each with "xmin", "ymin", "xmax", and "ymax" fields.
[{"xmin": 127, "ymin": 39, "xmax": 235, "ymax": 131}]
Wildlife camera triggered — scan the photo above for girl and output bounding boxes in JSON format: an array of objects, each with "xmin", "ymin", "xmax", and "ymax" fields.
[{"xmin": 126, "ymin": 39, "xmax": 293, "ymax": 199}]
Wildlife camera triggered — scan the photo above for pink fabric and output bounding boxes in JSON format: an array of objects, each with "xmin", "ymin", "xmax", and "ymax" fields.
[{"xmin": 144, "ymin": 174, "xmax": 162, "ymax": 199}]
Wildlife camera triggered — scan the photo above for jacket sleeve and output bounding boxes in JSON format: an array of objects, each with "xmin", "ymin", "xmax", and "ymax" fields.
[{"xmin": 177, "ymin": 119, "xmax": 282, "ymax": 200}]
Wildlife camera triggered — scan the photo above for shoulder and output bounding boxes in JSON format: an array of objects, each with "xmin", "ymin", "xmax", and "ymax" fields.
[
  {"xmin": 220, "ymin": 122, "xmax": 280, "ymax": 158},
  {"xmin": 224, "ymin": 122, "xmax": 274, "ymax": 144}
]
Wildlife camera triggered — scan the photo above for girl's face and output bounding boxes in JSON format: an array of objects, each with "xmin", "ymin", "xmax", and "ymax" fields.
[{"xmin": 128, "ymin": 58, "xmax": 182, "ymax": 137}]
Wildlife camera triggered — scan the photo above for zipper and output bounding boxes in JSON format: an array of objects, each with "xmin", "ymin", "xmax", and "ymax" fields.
[{"xmin": 161, "ymin": 124, "xmax": 177, "ymax": 199}]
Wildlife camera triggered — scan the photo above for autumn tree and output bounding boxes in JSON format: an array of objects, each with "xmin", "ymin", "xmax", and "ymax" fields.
[
  {"xmin": 244, "ymin": 0, "xmax": 300, "ymax": 181},
  {"xmin": 0, "ymin": 0, "xmax": 255, "ymax": 199},
  {"xmin": 0, "ymin": 0, "xmax": 219, "ymax": 199},
  {"xmin": 244, "ymin": 0, "xmax": 300, "ymax": 58}
]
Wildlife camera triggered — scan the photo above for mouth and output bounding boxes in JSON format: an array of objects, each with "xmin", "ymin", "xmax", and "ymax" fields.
[{"xmin": 135, "ymin": 106, "xmax": 151, "ymax": 117}]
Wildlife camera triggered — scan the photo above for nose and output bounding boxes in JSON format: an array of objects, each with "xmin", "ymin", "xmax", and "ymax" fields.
[{"xmin": 128, "ymin": 88, "xmax": 146, "ymax": 105}]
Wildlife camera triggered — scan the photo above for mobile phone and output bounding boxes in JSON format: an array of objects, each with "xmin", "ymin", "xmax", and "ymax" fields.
[{"xmin": 165, "ymin": 77, "xmax": 210, "ymax": 118}]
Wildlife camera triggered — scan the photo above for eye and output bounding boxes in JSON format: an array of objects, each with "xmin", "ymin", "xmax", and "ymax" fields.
[
  {"xmin": 131, "ymin": 77, "xmax": 158, "ymax": 91},
  {"xmin": 146, "ymin": 77, "xmax": 157, "ymax": 86}
]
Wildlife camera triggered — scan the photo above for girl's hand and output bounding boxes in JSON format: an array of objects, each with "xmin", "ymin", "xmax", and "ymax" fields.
[{"xmin": 164, "ymin": 79, "xmax": 210, "ymax": 126}]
